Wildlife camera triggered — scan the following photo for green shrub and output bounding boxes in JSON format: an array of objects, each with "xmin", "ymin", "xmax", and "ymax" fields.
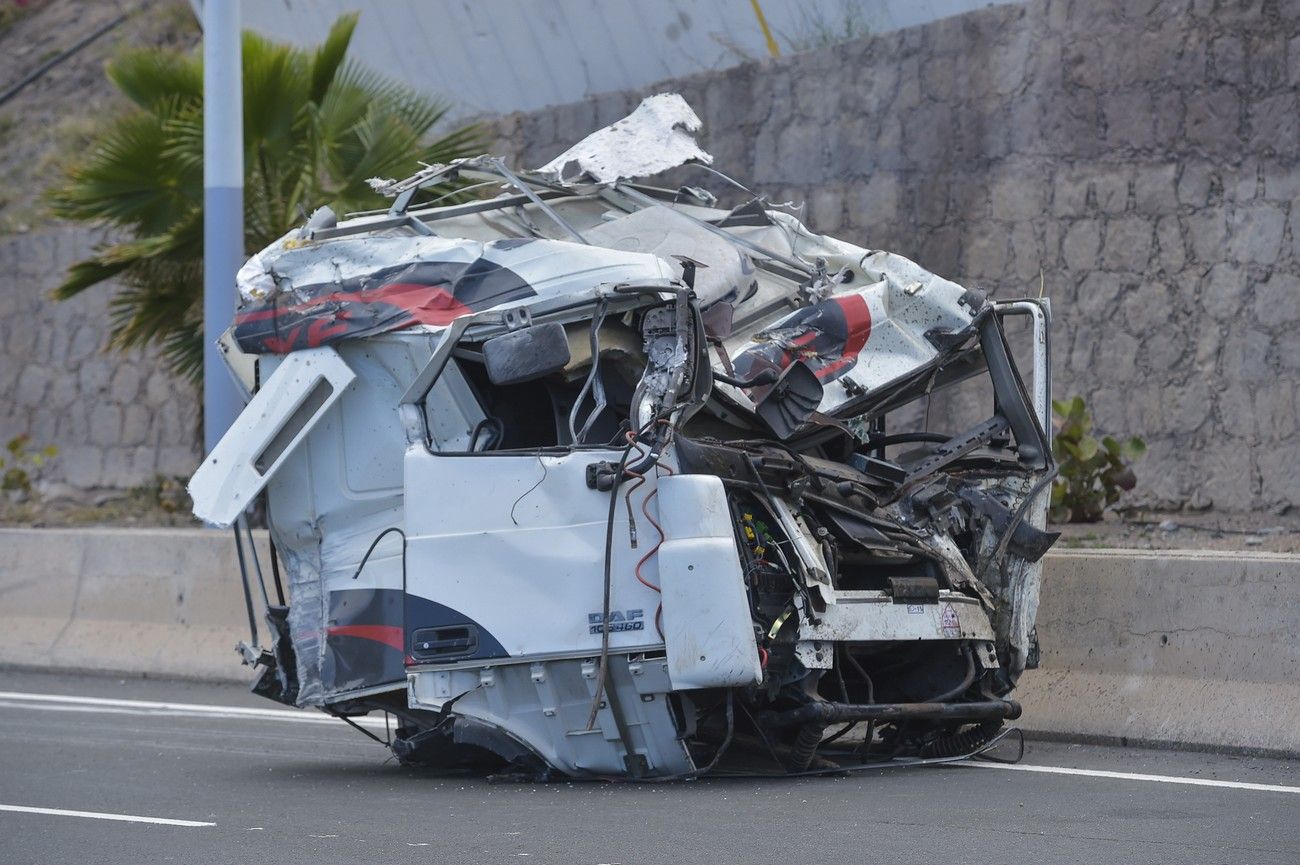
[
  {"xmin": 1049, "ymin": 396, "xmax": 1146, "ymax": 523},
  {"xmin": 1, "ymin": 434, "xmax": 58, "ymax": 498}
]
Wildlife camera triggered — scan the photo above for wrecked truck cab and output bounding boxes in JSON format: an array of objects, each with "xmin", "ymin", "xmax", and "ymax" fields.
[{"xmin": 190, "ymin": 94, "xmax": 1056, "ymax": 779}]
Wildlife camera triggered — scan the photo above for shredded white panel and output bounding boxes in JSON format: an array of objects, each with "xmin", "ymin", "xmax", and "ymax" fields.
[{"xmin": 536, "ymin": 93, "xmax": 713, "ymax": 184}]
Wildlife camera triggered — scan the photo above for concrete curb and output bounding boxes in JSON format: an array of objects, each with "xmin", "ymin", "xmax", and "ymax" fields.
[
  {"xmin": 0, "ymin": 527, "xmax": 260, "ymax": 683},
  {"xmin": 1, "ymin": 529, "xmax": 1296, "ymax": 753},
  {"xmin": 1017, "ymin": 548, "xmax": 1300, "ymax": 755}
]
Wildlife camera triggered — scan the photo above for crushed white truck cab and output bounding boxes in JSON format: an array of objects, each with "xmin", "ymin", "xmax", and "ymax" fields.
[{"xmin": 191, "ymin": 95, "xmax": 1055, "ymax": 779}]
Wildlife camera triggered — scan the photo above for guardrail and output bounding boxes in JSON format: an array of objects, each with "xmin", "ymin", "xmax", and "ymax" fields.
[{"xmin": 1, "ymin": 529, "xmax": 1295, "ymax": 753}]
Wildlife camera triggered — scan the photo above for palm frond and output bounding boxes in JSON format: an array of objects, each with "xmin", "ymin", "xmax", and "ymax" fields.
[
  {"xmin": 49, "ymin": 12, "xmax": 481, "ymax": 384},
  {"xmin": 309, "ymin": 12, "xmax": 358, "ymax": 104},
  {"xmin": 107, "ymin": 48, "xmax": 203, "ymax": 111}
]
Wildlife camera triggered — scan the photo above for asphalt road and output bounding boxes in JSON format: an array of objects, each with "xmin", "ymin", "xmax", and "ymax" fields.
[{"xmin": 0, "ymin": 670, "xmax": 1296, "ymax": 865}]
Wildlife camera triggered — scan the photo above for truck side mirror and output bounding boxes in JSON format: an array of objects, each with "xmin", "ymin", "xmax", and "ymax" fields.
[{"xmin": 482, "ymin": 322, "xmax": 572, "ymax": 386}]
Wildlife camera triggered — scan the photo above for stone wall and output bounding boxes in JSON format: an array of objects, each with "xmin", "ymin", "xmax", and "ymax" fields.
[
  {"xmin": 0, "ymin": 228, "xmax": 201, "ymax": 489},
  {"xmin": 2, "ymin": 0, "xmax": 1295, "ymax": 510},
  {"xmin": 489, "ymin": 0, "xmax": 1300, "ymax": 513}
]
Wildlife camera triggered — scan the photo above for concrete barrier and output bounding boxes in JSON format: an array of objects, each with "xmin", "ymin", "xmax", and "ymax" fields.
[
  {"xmin": 0, "ymin": 527, "xmax": 262, "ymax": 682},
  {"xmin": 1017, "ymin": 548, "xmax": 1300, "ymax": 755},
  {"xmin": 1, "ymin": 529, "xmax": 1296, "ymax": 753}
]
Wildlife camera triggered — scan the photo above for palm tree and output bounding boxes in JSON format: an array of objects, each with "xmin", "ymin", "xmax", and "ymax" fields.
[{"xmin": 49, "ymin": 13, "xmax": 481, "ymax": 382}]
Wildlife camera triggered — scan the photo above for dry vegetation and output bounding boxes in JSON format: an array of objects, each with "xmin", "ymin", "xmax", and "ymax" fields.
[{"xmin": 0, "ymin": 0, "xmax": 198, "ymax": 232}]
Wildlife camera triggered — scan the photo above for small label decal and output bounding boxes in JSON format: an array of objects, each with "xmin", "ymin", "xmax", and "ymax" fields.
[
  {"xmin": 940, "ymin": 603, "xmax": 961, "ymax": 638},
  {"xmin": 588, "ymin": 609, "xmax": 645, "ymax": 634}
]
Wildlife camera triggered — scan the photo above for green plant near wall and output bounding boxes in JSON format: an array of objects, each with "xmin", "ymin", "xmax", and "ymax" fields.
[
  {"xmin": 1049, "ymin": 396, "xmax": 1146, "ymax": 524},
  {"xmin": 48, "ymin": 13, "xmax": 482, "ymax": 383},
  {"xmin": 1, "ymin": 434, "xmax": 58, "ymax": 498}
]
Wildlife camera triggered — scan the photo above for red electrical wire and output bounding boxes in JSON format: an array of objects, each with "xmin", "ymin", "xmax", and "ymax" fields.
[{"xmin": 632, "ymin": 460, "xmax": 676, "ymax": 639}]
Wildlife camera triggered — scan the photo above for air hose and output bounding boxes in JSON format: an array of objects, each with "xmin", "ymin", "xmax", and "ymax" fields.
[{"xmin": 920, "ymin": 720, "xmax": 1004, "ymax": 758}]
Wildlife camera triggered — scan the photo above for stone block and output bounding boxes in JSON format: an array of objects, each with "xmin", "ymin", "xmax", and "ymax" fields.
[
  {"xmin": 1253, "ymin": 272, "xmax": 1300, "ymax": 326},
  {"xmin": 1247, "ymin": 93, "xmax": 1300, "ymax": 158},
  {"xmin": 898, "ymin": 101, "xmax": 956, "ymax": 171},
  {"xmin": 1208, "ymin": 35, "xmax": 1247, "ymax": 85},
  {"xmin": 1275, "ymin": 331, "xmax": 1300, "ymax": 374},
  {"xmin": 1093, "ymin": 169, "xmax": 1131, "ymax": 214},
  {"xmin": 1103, "ymin": 88, "xmax": 1155, "ymax": 149},
  {"xmin": 1009, "ymin": 221, "xmax": 1044, "ymax": 283},
  {"xmin": 1093, "ymin": 331, "xmax": 1141, "ymax": 382},
  {"xmin": 1133, "ymin": 163, "xmax": 1179, "ymax": 213},
  {"xmin": 158, "ymin": 445, "xmax": 200, "ymax": 478},
  {"xmin": 1154, "ymin": 215, "xmax": 1187, "ymax": 272},
  {"xmin": 120, "ymin": 404, "xmax": 151, "ymax": 448},
  {"xmin": 1198, "ymin": 438, "xmax": 1257, "ymax": 510},
  {"xmin": 990, "ymin": 168, "xmax": 1047, "ymax": 221},
  {"xmin": 1184, "ymin": 87, "xmax": 1242, "ymax": 155},
  {"xmin": 1142, "ymin": 327, "xmax": 1189, "ymax": 373},
  {"xmin": 1245, "ymin": 32, "xmax": 1289, "ymax": 92},
  {"xmin": 1159, "ymin": 376, "xmax": 1213, "ymax": 433},
  {"xmin": 918, "ymin": 226, "xmax": 961, "ymax": 276},
  {"xmin": 1122, "ymin": 280, "xmax": 1172, "ymax": 333},
  {"xmin": 1184, "ymin": 210, "xmax": 1229, "ymax": 263},
  {"xmin": 1176, "ymin": 163, "xmax": 1217, "ymax": 208},
  {"xmin": 1224, "ymin": 160, "xmax": 1262, "ymax": 202},
  {"xmin": 144, "ymin": 369, "xmax": 176, "ymax": 405},
  {"xmin": 89, "ymin": 403, "xmax": 123, "ymax": 447},
  {"xmin": 1227, "ymin": 203, "xmax": 1286, "ymax": 265},
  {"xmin": 775, "ymin": 121, "xmax": 829, "ymax": 184},
  {"xmin": 1259, "ymin": 443, "xmax": 1300, "ymax": 508},
  {"xmin": 1218, "ymin": 328, "xmax": 1272, "ymax": 384},
  {"xmin": 991, "ymin": 30, "xmax": 1032, "ymax": 96},
  {"xmin": 1192, "ymin": 316, "xmax": 1222, "ymax": 370},
  {"xmin": 1260, "ymin": 163, "xmax": 1300, "ymax": 202},
  {"xmin": 100, "ymin": 447, "xmax": 139, "ymax": 489},
  {"xmin": 913, "ymin": 174, "xmax": 949, "ymax": 227},
  {"xmin": 45, "ymin": 375, "xmax": 78, "ymax": 411},
  {"xmin": 7, "ymin": 319, "xmax": 37, "ymax": 355},
  {"xmin": 58, "ymin": 445, "xmax": 103, "ymax": 488},
  {"xmin": 848, "ymin": 175, "xmax": 900, "ymax": 222},
  {"xmin": 1074, "ymin": 270, "xmax": 1123, "ymax": 318},
  {"xmin": 109, "ymin": 363, "xmax": 143, "ymax": 405},
  {"xmin": 1101, "ymin": 217, "xmax": 1154, "ymax": 272},
  {"xmin": 962, "ymin": 232, "xmax": 1009, "ymax": 281},
  {"xmin": 1061, "ymin": 219, "xmax": 1101, "ymax": 271},
  {"xmin": 15, "ymin": 364, "xmax": 50, "ymax": 405},
  {"xmin": 1198, "ymin": 262, "xmax": 1248, "ymax": 319},
  {"xmin": 77, "ymin": 362, "xmax": 111, "ymax": 396},
  {"xmin": 1253, "ymin": 382, "xmax": 1297, "ymax": 442},
  {"xmin": 807, "ymin": 187, "xmax": 844, "ymax": 234}
]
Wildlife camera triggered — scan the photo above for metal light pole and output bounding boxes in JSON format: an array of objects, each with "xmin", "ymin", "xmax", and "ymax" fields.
[{"xmin": 202, "ymin": 0, "xmax": 243, "ymax": 454}]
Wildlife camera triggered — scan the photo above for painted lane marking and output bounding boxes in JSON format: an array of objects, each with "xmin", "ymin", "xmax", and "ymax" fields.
[
  {"xmin": 0, "ymin": 804, "xmax": 214, "ymax": 827},
  {"xmin": 0, "ymin": 691, "xmax": 389, "ymax": 730},
  {"xmin": 960, "ymin": 759, "xmax": 1300, "ymax": 794}
]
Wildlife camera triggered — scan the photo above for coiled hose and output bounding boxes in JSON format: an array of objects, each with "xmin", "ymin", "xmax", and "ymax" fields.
[
  {"xmin": 786, "ymin": 722, "xmax": 827, "ymax": 772},
  {"xmin": 920, "ymin": 720, "xmax": 1004, "ymax": 758}
]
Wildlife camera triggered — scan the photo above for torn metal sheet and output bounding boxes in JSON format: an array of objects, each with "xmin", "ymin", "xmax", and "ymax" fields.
[
  {"xmin": 193, "ymin": 95, "xmax": 1056, "ymax": 780},
  {"xmin": 537, "ymin": 92, "xmax": 713, "ymax": 184}
]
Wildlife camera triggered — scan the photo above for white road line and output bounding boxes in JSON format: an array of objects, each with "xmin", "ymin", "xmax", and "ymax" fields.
[
  {"xmin": 0, "ymin": 691, "xmax": 389, "ymax": 730},
  {"xmin": 0, "ymin": 804, "xmax": 214, "ymax": 827},
  {"xmin": 960, "ymin": 759, "xmax": 1300, "ymax": 794}
]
